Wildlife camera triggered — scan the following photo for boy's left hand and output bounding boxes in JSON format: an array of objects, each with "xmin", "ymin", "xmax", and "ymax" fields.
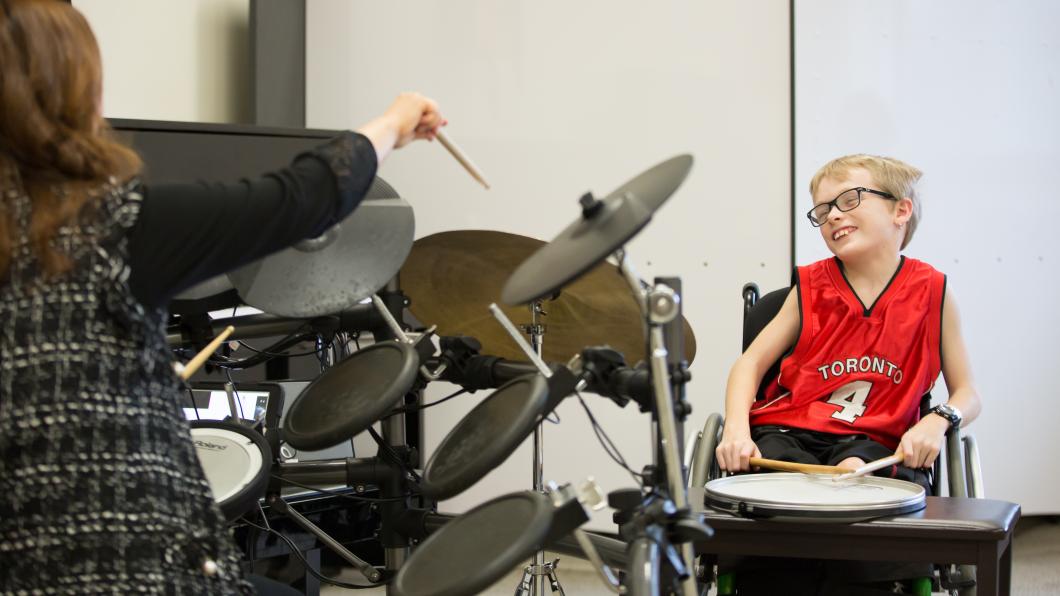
[{"xmin": 896, "ymin": 414, "xmax": 950, "ymax": 468}]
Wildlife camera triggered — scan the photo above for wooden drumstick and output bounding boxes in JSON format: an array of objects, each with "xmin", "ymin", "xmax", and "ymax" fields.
[
  {"xmin": 176, "ymin": 325, "xmax": 235, "ymax": 381},
  {"xmin": 436, "ymin": 130, "xmax": 490, "ymax": 189},
  {"xmin": 748, "ymin": 457, "xmax": 848, "ymax": 475},
  {"xmin": 832, "ymin": 452, "xmax": 905, "ymax": 481}
]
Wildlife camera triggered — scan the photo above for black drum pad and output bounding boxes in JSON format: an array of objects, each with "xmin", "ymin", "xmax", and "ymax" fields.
[
  {"xmin": 393, "ymin": 491, "xmax": 553, "ymax": 596},
  {"xmin": 284, "ymin": 341, "xmax": 419, "ymax": 451},
  {"xmin": 421, "ymin": 374, "xmax": 549, "ymax": 500}
]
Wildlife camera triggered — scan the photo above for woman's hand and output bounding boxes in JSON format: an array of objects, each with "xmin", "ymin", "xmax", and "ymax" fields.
[
  {"xmin": 715, "ymin": 428, "xmax": 761, "ymax": 472},
  {"xmin": 357, "ymin": 92, "xmax": 446, "ymax": 162},
  {"xmin": 896, "ymin": 413, "xmax": 950, "ymax": 468},
  {"xmin": 382, "ymin": 92, "xmax": 445, "ymax": 148}
]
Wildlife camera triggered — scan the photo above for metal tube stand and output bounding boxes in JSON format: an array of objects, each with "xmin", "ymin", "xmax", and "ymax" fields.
[{"xmin": 516, "ymin": 301, "xmax": 565, "ymax": 596}]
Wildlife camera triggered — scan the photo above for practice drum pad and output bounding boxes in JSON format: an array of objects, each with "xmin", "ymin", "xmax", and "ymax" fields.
[
  {"xmin": 393, "ymin": 491, "xmax": 553, "ymax": 596},
  {"xmin": 190, "ymin": 420, "xmax": 272, "ymax": 522},
  {"xmin": 421, "ymin": 374, "xmax": 550, "ymax": 500},
  {"xmin": 705, "ymin": 472, "xmax": 926, "ymax": 523},
  {"xmin": 283, "ymin": 341, "xmax": 419, "ymax": 451}
]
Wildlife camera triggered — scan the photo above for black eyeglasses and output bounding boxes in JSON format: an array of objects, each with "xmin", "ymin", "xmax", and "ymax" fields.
[{"xmin": 806, "ymin": 187, "xmax": 896, "ymax": 227}]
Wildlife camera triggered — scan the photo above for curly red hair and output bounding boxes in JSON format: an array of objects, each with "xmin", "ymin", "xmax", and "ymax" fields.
[{"xmin": 0, "ymin": 0, "xmax": 141, "ymax": 277}]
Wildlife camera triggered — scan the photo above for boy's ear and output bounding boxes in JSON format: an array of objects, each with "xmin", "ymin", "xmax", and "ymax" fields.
[{"xmin": 895, "ymin": 197, "xmax": 914, "ymax": 225}]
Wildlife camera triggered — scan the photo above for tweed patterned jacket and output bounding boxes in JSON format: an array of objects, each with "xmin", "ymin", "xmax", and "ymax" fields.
[{"xmin": 0, "ymin": 181, "xmax": 253, "ymax": 594}]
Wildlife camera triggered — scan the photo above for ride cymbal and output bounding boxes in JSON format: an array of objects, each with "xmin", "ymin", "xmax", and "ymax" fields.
[{"xmin": 400, "ymin": 230, "xmax": 695, "ymax": 364}]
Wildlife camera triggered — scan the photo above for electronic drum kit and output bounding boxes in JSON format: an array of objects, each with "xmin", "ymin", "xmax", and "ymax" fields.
[{"xmin": 172, "ymin": 155, "xmax": 927, "ymax": 596}]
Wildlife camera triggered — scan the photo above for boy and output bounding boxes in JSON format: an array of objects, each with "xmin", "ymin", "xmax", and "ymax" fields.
[{"xmin": 714, "ymin": 154, "xmax": 982, "ymax": 594}]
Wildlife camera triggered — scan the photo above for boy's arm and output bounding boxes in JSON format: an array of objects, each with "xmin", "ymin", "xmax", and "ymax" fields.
[
  {"xmin": 897, "ymin": 286, "xmax": 982, "ymax": 468},
  {"xmin": 716, "ymin": 288, "xmax": 801, "ymax": 472}
]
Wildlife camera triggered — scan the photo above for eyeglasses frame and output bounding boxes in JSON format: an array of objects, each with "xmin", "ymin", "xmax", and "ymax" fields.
[{"xmin": 807, "ymin": 186, "xmax": 897, "ymax": 227}]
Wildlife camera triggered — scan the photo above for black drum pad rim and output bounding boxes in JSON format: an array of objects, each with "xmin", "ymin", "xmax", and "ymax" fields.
[
  {"xmin": 393, "ymin": 491, "xmax": 553, "ymax": 596},
  {"xmin": 421, "ymin": 374, "xmax": 550, "ymax": 500},
  {"xmin": 284, "ymin": 341, "xmax": 420, "ymax": 451},
  {"xmin": 189, "ymin": 419, "xmax": 272, "ymax": 522}
]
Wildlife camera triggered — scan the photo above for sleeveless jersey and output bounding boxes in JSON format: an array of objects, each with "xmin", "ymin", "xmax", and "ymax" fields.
[{"xmin": 749, "ymin": 256, "xmax": 946, "ymax": 449}]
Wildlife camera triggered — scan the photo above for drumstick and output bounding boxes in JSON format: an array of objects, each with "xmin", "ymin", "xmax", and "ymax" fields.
[
  {"xmin": 436, "ymin": 130, "xmax": 490, "ymax": 189},
  {"xmin": 748, "ymin": 457, "xmax": 849, "ymax": 475},
  {"xmin": 832, "ymin": 452, "xmax": 905, "ymax": 482},
  {"xmin": 177, "ymin": 325, "xmax": 235, "ymax": 381}
]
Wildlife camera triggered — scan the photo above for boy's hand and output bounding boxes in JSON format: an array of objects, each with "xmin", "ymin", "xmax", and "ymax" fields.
[
  {"xmin": 897, "ymin": 414, "xmax": 950, "ymax": 468},
  {"xmin": 716, "ymin": 431, "xmax": 762, "ymax": 472}
]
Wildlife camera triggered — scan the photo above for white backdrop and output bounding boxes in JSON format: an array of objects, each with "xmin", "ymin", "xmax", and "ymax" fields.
[
  {"xmin": 306, "ymin": 0, "xmax": 791, "ymax": 530},
  {"xmin": 795, "ymin": 1, "xmax": 1060, "ymax": 513}
]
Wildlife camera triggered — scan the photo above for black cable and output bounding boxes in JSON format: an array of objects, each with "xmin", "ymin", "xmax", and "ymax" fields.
[
  {"xmin": 271, "ymin": 475, "xmax": 411, "ymax": 503},
  {"xmin": 384, "ymin": 387, "xmax": 468, "ymax": 418},
  {"xmin": 238, "ymin": 515, "xmax": 385, "ymax": 590},
  {"xmin": 186, "ymin": 387, "xmax": 200, "ymax": 420},
  {"xmin": 367, "ymin": 427, "xmax": 421, "ymax": 483},
  {"xmin": 233, "ymin": 340, "xmax": 329, "ymax": 359},
  {"xmin": 575, "ymin": 392, "xmax": 644, "ymax": 487}
]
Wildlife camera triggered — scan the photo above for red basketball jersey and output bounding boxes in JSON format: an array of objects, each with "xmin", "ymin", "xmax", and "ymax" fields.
[{"xmin": 749, "ymin": 256, "xmax": 946, "ymax": 449}]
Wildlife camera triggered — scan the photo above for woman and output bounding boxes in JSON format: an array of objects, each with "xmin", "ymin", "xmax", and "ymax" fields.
[{"xmin": 0, "ymin": 0, "xmax": 443, "ymax": 592}]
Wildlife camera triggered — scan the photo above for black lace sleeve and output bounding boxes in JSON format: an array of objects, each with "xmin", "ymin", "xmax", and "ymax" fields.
[
  {"xmin": 128, "ymin": 131, "xmax": 379, "ymax": 308},
  {"xmin": 298, "ymin": 130, "xmax": 378, "ymax": 230}
]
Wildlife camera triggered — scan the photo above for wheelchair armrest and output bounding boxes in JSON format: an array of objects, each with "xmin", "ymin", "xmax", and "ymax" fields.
[
  {"xmin": 963, "ymin": 434, "xmax": 984, "ymax": 498},
  {"xmin": 691, "ymin": 413, "xmax": 724, "ymax": 487},
  {"xmin": 945, "ymin": 426, "xmax": 985, "ymax": 499}
]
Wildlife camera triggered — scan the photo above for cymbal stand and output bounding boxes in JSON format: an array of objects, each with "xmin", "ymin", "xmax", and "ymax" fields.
[
  {"xmin": 515, "ymin": 301, "xmax": 565, "ymax": 596},
  {"xmin": 613, "ymin": 250, "xmax": 705, "ymax": 596}
]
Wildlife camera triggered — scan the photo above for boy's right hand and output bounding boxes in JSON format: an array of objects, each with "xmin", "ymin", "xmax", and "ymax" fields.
[{"xmin": 715, "ymin": 431, "xmax": 762, "ymax": 472}]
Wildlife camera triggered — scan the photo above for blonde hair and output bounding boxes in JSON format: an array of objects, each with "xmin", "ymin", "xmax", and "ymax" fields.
[{"xmin": 809, "ymin": 154, "xmax": 923, "ymax": 249}]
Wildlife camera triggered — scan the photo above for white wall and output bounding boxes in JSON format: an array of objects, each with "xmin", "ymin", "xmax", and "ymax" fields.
[
  {"xmin": 307, "ymin": 0, "xmax": 791, "ymax": 530},
  {"xmin": 75, "ymin": 0, "xmax": 250, "ymax": 123},
  {"xmin": 795, "ymin": 1, "xmax": 1060, "ymax": 513}
]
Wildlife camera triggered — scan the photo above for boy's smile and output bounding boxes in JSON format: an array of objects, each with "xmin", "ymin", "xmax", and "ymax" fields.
[{"xmin": 832, "ymin": 226, "xmax": 857, "ymax": 241}]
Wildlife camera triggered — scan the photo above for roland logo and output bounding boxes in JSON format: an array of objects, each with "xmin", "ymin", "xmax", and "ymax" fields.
[{"xmin": 195, "ymin": 439, "xmax": 228, "ymax": 452}]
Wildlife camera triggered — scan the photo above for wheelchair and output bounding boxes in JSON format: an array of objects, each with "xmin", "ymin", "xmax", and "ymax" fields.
[{"xmin": 686, "ymin": 283, "xmax": 985, "ymax": 596}]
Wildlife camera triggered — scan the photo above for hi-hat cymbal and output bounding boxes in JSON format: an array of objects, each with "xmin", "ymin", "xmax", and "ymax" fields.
[
  {"xmin": 229, "ymin": 177, "xmax": 414, "ymax": 318},
  {"xmin": 501, "ymin": 155, "xmax": 692, "ymax": 306},
  {"xmin": 400, "ymin": 230, "xmax": 695, "ymax": 364}
]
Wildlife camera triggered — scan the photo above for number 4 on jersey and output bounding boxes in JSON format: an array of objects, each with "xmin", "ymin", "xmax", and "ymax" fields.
[{"xmin": 827, "ymin": 380, "xmax": 873, "ymax": 423}]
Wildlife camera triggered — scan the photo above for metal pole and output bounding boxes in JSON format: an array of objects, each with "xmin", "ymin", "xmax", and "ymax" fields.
[{"xmin": 529, "ymin": 301, "xmax": 547, "ymax": 596}]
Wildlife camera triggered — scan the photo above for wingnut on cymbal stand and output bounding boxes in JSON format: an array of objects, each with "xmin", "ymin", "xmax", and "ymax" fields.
[{"xmin": 515, "ymin": 301, "xmax": 566, "ymax": 596}]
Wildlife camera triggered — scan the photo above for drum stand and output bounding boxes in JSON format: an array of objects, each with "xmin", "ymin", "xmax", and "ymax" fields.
[
  {"xmin": 489, "ymin": 251, "xmax": 709, "ymax": 596},
  {"xmin": 515, "ymin": 302, "xmax": 566, "ymax": 596},
  {"xmin": 264, "ymin": 277, "xmax": 439, "ymax": 594}
]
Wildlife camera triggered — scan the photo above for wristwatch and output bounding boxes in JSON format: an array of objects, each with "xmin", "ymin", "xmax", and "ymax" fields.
[{"xmin": 929, "ymin": 403, "xmax": 963, "ymax": 431}]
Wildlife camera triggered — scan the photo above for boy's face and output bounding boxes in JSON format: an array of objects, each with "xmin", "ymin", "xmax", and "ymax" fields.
[{"xmin": 812, "ymin": 168, "xmax": 909, "ymax": 260}]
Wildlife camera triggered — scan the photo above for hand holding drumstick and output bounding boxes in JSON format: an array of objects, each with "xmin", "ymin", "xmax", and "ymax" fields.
[{"xmin": 357, "ymin": 92, "xmax": 490, "ymax": 189}]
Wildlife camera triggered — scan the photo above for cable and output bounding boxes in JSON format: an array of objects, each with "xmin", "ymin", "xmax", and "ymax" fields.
[
  {"xmin": 186, "ymin": 387, "xmax": 200, "ymax": 420},
  {"xmin": 238, "ymin": 515, "xmax": 385, "ymax": 590},
  {"xmin": 271, "ymin": 475, "xmax": 411, "ymax": 503},
  {"xmin": 575, "ymin": 392, "xmax": 645, "ymax": 487},
  {"xmin": 367, "ymin": 427, "xmax": 422, "ymax": 483},
  {"xmin": 384, "ymin": 387, "xmax": 468, "ymax": 418}
]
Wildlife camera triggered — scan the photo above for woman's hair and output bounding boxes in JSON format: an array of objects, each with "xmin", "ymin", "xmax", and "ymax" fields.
[
  {"xmin": 0, "ymin": 0, "xmax": 141, "ymax": 277},
  {"xmin": 809, "ymin": 154, "xmax": 923, "ymax": 250}
]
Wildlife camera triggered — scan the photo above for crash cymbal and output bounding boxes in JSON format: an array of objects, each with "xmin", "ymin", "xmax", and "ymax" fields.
[
  {"xmin": 400, "ymin": 230, "xmax": 695, "ymax": 364},
  {"xmin": 229, "ymin": 177, "xmax": 415, "ymax": 318},
  {"xmin": 501, "ymin": 155, "xmax": 692, "ymax": 306}
]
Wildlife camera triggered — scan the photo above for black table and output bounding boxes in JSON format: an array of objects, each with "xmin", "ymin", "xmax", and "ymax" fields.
[{"xmin": 689, "ymin": 488, "xmax": 1020, "ymax": 596}]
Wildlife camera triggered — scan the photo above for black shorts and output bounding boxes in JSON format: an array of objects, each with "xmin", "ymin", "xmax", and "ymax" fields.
[{"xmin": 751, "ymin": 425, "xmax": 932, "ymax": 492}]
